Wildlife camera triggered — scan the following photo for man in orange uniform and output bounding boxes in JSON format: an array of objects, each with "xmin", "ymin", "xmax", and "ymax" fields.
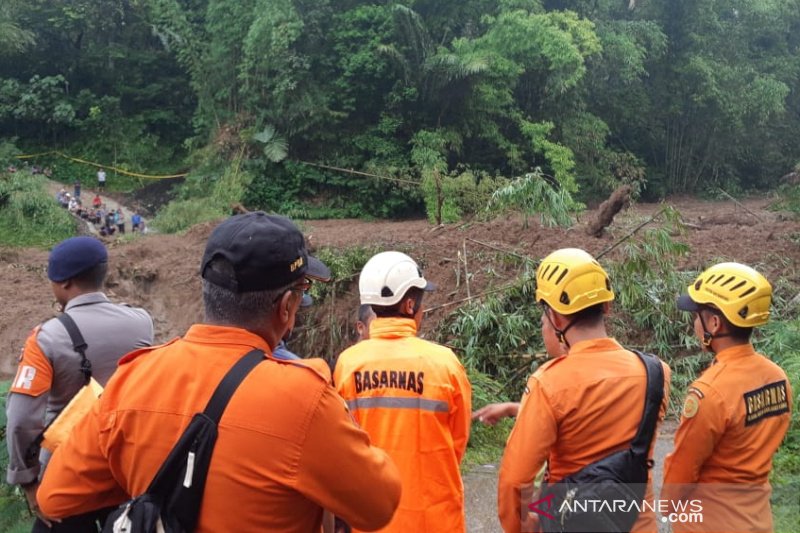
[
  {"xmin": 38, "ymin": 212, "xmax": 402, "ymax": 532},
  {"xmin": 498, "ymin": 248, "xmax": 671, "ymax": 533},
  {"xmin": 334, "ymin": 251, "xmax": 472, "ymax": 532},
  {"xmin": 663, "ymin": 262, "xmax": 792, "ymax": 532}
]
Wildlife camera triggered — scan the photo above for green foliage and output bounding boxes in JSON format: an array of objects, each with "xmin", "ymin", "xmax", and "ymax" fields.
[
  {"xmin": 755, "ymin": 287, "xmax": 800, "ymax": 529},
  {"xmin": 308, "ymin": 245, "xmax": 384, "ymax": 302},
  {"xmin": 0, "ymin": 379, "xmax": 33, "ymax": 532},
  {"xmin": 411, "ymin": 129, "xmax": 460, "ymax": 224},
  {"xmin": 0, "ymin": 171, "xmax": 75, "ymax": 247},
  {"xmin": 490, "ymin": 169, "xmax": 583, "ymax": 228},
  {"xmin": 464, "ymin": 367, "xmax": 515, "ymax": 465},
  {"xmin": 606, "ymin": 208, "xmax": 693, "ymax": 356},
  {"xmin": 0, "ymin": 139, "xmax": 20, "ymax": 167},
  {"xmin": 0, "ymin": 1, "xmax": 35, "ymax": 56},
  {"xmin": 251, "ymin": 125, "xmax": 288, "ymax": 163},
  {"xmin": 437, "ymin": 270, "xmax": 540, "ymax": 399},
  {"xmin": 153, "ymin": 157, "xmax": 252, "ymax": 233},
  {"xmin": 3, "ymin": 0, "xmax": 800, "ymax": 218},
  {"xmin": 769, "ymin": 185, "xmax": 800, "ymax": 219},
  {"xmin": 519, "ymin": 120, "xmax": 579, "ymax": 194},
  {"xmin": 244, "ymin": 160, "xmax": 422, "ymax": 220}
]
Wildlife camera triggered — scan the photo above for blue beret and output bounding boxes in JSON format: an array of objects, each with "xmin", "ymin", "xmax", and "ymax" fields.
[{"xmin": 48, "ymin": 237, "xmax": 108, "ymax": 282}]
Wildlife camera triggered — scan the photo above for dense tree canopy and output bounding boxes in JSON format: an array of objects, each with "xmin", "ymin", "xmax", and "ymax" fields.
[{"xmin": 1, "ymin": 0, "xmax": 799, "ymax": 216}]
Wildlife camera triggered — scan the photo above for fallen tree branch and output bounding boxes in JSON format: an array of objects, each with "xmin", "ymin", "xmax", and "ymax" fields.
[
  {"xmin": 717, "ymin": 187, "xmax": 763, "ymax": 222},
  {"xmin": 424, "ymin": 282, "xmax": 518, "ymax": 314},
  {"xmin": 466, "ymin": 237, "xmax": 534, "ymax": 262}
]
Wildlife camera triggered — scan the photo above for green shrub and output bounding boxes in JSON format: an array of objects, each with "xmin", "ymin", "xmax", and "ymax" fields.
[
  {"xmin": 606, "ymin": 211, "xmax": 694, "ymax": 354},
  {"xmin": 0, "ymin": 381, "xmax": 34, "ymax": 532},
  {"xmin": 464, "ymin": 367, "xmax": 514, "ymax": 466},
  {"xmin": 436, "ymin": 268, "xmax": 540, "ymax": 399},
  {"xmin": 244, "ymin": 160, "xmax": 422, "ymax": 220},
  {"xmin": 153, "ymin": 159, "xmax": 252, "ymax": 233},
  {"xmin": 769, "ymin": 185, "xmax": 800, "ymax": 219},
  {"xmin": 0, "ymin": 171, "xmax": 75, "ymax": 247},
  {"xmin": 489, "ymin": 169, "xmax": 583, "ymax": 228},
  {"xmin": 0, "ymin": 140, "xmax": 21, "ymax": 167}
]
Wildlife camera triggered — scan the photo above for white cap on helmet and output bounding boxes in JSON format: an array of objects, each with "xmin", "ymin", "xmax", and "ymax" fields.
[{"xmin": 359, "ymin": 251, "xmax": 435, "ymax": 306}]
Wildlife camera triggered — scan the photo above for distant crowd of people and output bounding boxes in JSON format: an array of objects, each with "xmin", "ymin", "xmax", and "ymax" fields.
[{"xmin": 55, "ymin": 186, "xmax": 145, "ymax": 237}]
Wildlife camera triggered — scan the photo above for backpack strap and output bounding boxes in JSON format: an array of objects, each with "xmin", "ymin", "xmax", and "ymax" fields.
[
  {"xmin": 628, "ymin": 350, "xmax": 665, "ymax": 458},
  {"xmin": 201, "ymin": 349, "xmax": 265, "ymax": 423},
  {"xmin": 57, "ymin": 313, "xmax": 92, "ymax": 385},
  {"xmin": 145, "ymin": 348, "xmax": 264, "ymax": 496}
]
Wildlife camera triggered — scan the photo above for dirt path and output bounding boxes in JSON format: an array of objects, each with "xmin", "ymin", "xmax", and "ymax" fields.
[
  {"xmin": 463, "ymin": 421, "xmax": 678, "ymax": 532},
  {"xmin": 46, "ymin": 179, "xmax": 146, "ymax": 236}
]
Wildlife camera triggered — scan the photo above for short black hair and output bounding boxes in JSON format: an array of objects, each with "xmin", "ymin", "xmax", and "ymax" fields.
[
  {"xmin": 700, "ymin": 306, "xmax": 753, "ymax": 342},
  {"xmin": 372, "ymin": 287, "xmax": 424, "ymax": 318},
  {"xmin": 566, "ymin": 302, "xmax": 605, "ymax": 325},
  {"xmin": 72, "ymin": 262, "xmax": 107, "ymax": 290},
  {"xmin": 358, "ymin": 304, "xmax": 375, "ymax": 324}
]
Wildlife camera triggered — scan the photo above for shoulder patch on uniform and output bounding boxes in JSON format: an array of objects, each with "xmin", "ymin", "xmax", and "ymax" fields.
[
  {"xmin": 682, "ymin": 394, "xmax": 700, "ymax": 419},
  {"xmin": 744, "ymin": 380, "xmax": 789, "ymax": 427}
]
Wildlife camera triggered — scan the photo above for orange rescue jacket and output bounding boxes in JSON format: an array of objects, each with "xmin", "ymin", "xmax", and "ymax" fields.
[
  {"xmin": 334, "ymin": 317, "xmax": 472, "ymax": 533},
  {"xmin": 663, "ymin": 344, "xmax": 792, "ymax": 532},
  {"xmin": 498, "ymin": 338, "xmax": 671, "ymax": 533},
  {"xmin": 38, "ymin": 325, "xmax": 402, "ymax": 532}
]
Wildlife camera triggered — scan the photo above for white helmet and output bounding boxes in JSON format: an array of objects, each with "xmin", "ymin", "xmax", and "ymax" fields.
[{"xmin": 359, "ymin": 251, "xmax": 434, "ymax": 306}]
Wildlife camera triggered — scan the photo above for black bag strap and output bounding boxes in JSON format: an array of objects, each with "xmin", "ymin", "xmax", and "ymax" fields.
[
  {"xmin": 201, "ymin": 349, "xmax": 264, "ymax": 423},
  {"xmin": 628, "ymin": 349, "xmax": 665, "ymax": 457},
  {"xmin": 146, "ymin": 348, "xmax": 264, "ymax": 496},
  {"xmin": 57, "ymin": 313, "xmax": 92, "ymax": 385}
]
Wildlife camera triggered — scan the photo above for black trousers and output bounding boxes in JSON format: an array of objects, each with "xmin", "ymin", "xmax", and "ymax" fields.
[{"xmin": 32, "ymin": 507, "xmax": 113, "ymax": 533}]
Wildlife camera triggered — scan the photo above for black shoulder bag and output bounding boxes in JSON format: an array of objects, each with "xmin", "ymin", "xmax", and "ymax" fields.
[
  {"xmin": 103, "ymin": 349, "xmax": 264, "ymax": 533},
  {"xmin": 540, "ymin": 350, "xmax": 664, "ymax": 533}
]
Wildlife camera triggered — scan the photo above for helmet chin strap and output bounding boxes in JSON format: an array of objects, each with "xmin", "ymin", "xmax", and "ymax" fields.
[
  {"xmin": 545, "ymin": 310, "xmax": 577, "ymax": 349},
  {"xmin": 697, "ymin": 311, "xmax": 730, "ymax": 353}
]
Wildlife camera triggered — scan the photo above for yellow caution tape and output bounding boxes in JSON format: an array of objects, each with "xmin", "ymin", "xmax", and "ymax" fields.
[
  {"xmin": 15, "ymin": 151, "xmax": 187, "ymax": 179},
  {"xmin": 14, "ymin": 151, "xmax": 57, "ymax": 159}
]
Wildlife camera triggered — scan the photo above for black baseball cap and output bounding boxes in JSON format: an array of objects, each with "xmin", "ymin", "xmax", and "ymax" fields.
[
  {"xmin": 676, "ymin": 293, "xmax": 702, "ymax": 313},
  {"xmin": 201, "ymin": 212, "xmax": 330, "ymax": 293}
]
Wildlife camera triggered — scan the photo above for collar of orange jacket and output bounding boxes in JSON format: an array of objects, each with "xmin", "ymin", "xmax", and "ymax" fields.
[
  {"xmin": 182, "ymin": 324, "xmax": 272, "ymax": 352},
  {"xmin": 368, "ymin": 317, "xmax": 418, "ymax": 339},
  {"xmin": 714, "ymin": 343, "xmax": 756, "ymax": 363},
  {"xmin": 566, "ymin": 337, "xmax": 624, "ymax": 356}
]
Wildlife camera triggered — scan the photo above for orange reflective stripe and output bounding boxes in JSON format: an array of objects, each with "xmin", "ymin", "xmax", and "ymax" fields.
[{"xmin": 10, "ymin": 327, "xmax": 52, "ymax": 397}]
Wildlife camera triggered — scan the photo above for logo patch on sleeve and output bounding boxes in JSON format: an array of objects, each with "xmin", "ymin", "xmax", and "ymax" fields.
[
  {"xmin": 744, "ymin": 380, "xmax": 789, "ymax": 426},
  {"xmin": 682, "ymin": 395, "xmax": 700, "ymax": 419}
]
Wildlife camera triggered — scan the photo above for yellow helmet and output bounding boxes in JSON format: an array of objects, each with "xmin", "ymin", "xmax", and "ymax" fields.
[
  {"xmin": 535, "ymin": 248, "xmax": 614, "ymax": 315},
  {"xmin": 678, "ymin": 262, "xmax": 771, "ymax": 327}
]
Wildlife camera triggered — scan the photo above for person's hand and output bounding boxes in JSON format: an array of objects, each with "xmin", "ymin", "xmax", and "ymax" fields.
[
  {"xmin": 471, "ymin": 402, "xmax": 520, "ymax": 425},
  {"xmin": 22, "ymin": 482, "xmax": 59, "ymax": 527}
]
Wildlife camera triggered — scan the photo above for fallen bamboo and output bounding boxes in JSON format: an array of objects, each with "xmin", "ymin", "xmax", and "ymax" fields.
[{"xmin": 717, "ymin": 187, "xmax": 763, "ymax": 222}]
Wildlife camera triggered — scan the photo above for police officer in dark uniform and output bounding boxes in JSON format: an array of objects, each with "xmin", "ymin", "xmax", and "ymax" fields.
[{"xmin": 6, "ymin": 236, "xmax": 154, "ymax": 532}]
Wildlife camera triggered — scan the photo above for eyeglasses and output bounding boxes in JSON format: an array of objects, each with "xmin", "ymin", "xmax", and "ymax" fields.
[{"xmin": 274, "ymin": 278, "xmax": 313, "ymax": 303}]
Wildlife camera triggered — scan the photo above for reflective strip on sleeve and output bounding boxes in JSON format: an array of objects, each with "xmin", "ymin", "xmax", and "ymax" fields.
[{"xmin": 346, "ymin": 397, "xmax": 449, "ymax": 412}]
